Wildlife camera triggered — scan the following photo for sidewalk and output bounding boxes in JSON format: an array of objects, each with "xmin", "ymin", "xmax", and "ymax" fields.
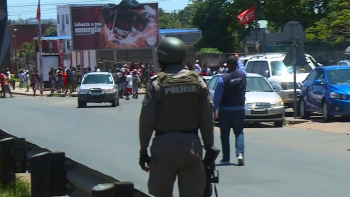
[{"xmin": 10, "ymin": 82, "xmax": 146, "ymax": 97}]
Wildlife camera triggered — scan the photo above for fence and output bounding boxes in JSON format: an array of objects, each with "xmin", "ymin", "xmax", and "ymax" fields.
[{"xmin": 0, "ymin": 129, "xmax": 153, "ymax": 197}]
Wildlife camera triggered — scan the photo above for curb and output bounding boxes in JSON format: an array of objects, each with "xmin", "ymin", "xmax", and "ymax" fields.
[{"xmin": 12, "ymin": 92, "xmax": 145, "ymax": 97}]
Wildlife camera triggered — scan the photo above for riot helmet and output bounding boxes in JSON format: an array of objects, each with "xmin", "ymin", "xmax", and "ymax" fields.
[{"xmin": 157, "ymin": 37, "xmax": 188, "ymax": 64}]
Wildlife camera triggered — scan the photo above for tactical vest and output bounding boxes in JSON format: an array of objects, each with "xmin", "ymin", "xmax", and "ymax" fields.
[
  {"xmin": 220, "ymin": 70, "xmax": 246, "ymax": 107},
  {"xmin": 155, "ymin": 71, "xmax": 200, "ymax": 132}
]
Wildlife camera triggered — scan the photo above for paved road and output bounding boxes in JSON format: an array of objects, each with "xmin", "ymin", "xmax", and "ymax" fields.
[{"xmin": 1, "ymin": 96, "xmax": 350, "ymax": 197}]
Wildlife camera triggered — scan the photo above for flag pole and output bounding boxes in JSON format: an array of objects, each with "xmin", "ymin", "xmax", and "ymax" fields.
[
  {"xmin": 254, "ymin": 0, "xmax": 259, "ymax": 53},
  {"xmin": 38, "ymin": 0, "xmax": 43, "ymax": 94}
]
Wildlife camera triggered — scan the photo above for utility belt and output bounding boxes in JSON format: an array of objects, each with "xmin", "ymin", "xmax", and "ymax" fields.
[{"xmin": 155, "ymin": 129, "xmax": 198, "ymax": 136}]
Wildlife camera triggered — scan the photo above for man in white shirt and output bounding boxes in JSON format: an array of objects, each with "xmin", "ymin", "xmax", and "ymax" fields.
[
  {"xmin": 125, "ymin": 72, "xmax": 133, "ymax": 100},
  {"xmin": 194, "ymin": 60, "xmax": 201, "ymax": 74}
]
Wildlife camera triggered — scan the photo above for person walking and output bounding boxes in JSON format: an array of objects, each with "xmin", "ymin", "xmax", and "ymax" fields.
[
  {"xmin": 213, "ymin": 55, "xmax": 247, "ymax": 166},
  {"xmin": 131, "ymin": 70, "xmax": 141, "ymax": 99},
  {"xmin": 139, "ymin": 37, "xmax": 214, "ymax": 197},
  {"xmin": 125, "ymin": 72, "xmax": 133, "ymax": 100},
  {"xmin": 0, "ymin": 69, "xmax": 13, "ymax": 98},
  {"xmin": 18, "ymin": 70, "xmax": 25, "ymax": 89}
]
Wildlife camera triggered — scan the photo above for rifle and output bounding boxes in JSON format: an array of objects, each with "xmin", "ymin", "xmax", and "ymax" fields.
[{"xmin": 203, "ymin": 146, "xmax": 220, "ymax": 197}]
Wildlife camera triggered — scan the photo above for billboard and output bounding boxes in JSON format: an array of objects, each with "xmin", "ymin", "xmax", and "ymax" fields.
[
  {"xmin": 70, "ymin": 2, "xmax": 159, "ymax": 50},
  {"xmin": 0, "ymin": 0, "xmax": 11, "ymax": 71}
]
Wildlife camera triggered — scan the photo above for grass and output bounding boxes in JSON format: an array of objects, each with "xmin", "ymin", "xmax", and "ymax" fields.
[
  {"xmin": 283, "ymin": 118, "xmax": 289, "ymax": 126},
  {"xmin": 0, "ymin": 177, "xmax": 31, "ymax": 197}
]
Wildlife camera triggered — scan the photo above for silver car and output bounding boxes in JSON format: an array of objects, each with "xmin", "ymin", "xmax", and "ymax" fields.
[
  {"xmin": 78, "ymin": 72, "xmax": 119, "ymax": 108},
  {"xmin": 208, "ymin": 73, "xmax": 285, "ymax": 127}
]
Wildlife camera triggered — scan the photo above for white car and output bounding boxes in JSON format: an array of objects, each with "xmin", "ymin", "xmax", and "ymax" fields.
[
  {"xmin": 245, "ymin": 53, "xmax": 316, "ymax": 108},
  {"xmin": 208, "ymin": 73, "xmax": 285, "ymax": 127}
]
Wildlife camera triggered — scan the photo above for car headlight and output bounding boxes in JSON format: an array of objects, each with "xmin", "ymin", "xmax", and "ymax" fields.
[
  {"xmin": 330, "ymin": 92, "xmax": 348, "ymax": 100},
  {"xmin": 272, "ymin": 98, "xmax": 284, "ymax": 107},
  {"xmin": 78, "ymin": 89, "xmax": 89, "ymax": 94},
  {"xmin": 104, "ymin": 88, "xmax": 115, "ymax": 93}
]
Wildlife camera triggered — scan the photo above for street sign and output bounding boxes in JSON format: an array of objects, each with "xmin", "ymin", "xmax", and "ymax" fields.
[{"xmin": 283, "ymin": 21, "xmax": 305, "ymax": 42}]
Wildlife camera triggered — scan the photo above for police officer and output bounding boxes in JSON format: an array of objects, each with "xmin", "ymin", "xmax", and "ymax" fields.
[
  {"xmin": 213, "ymin": 55, "xmax": 247, "ymax": 166},
  {"xmin": 139, "ymin": 37, "xmax": 214, "ymax": 197}
]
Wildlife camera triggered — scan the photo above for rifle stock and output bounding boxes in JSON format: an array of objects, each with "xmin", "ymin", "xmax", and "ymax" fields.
[{"xmin": 203, "ymin": 146, "xmax": 220, "ymax": 197}]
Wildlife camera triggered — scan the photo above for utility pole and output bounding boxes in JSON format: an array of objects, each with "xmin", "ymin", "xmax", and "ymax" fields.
[
  {"xmin": 13, "ymin": 28, "xmax": 18, "ymax": 73},
  {"xmin": 254, "ymin": 0, "xmax": 259, "ymax": 53}
]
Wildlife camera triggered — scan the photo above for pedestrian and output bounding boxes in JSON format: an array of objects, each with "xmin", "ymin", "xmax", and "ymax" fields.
[
  {"xmin": 125, "ymin": 72, "xmax": 133, "ymax": 100},
  {"xmin": 139, "ymin": 37, "xmax": 214, "ymax": 197},
  {"xmin": 118, "ymin": 72, "xmax": 126, "ymax": 99},
  {"xmin": 11, "ymin": 72, "xmax": 15, "ymax": 90},
  {"xmin": 49, "ymin": 67, "xmax": 55, "ymax": 93},
  {"xmin": 57, "ymin": 68, "xmax": 64, "ymax": 93},
  {"xmin": 24, "ymin": 70, "xmax": 30, "ymax": 92},
  {"xmin": 213, "ymin": 55, "xmax": 247, "ymax": 165},
  {"xmin": 131, "ymin": 70, "xmax": 140, "ymax": 99},
  {"xmin": 0, "ymin": 69, "xmax": 13, "ymax": 98},
  {"xmin": 18, "ymin": 70, "xmax": 25, "ymax": 89},
  {"xmin": 33, "ymin": 72, "xmax": 43, "ymax": 97}
]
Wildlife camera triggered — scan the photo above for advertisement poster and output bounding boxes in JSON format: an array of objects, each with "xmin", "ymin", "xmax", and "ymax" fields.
[
  {"xmin": 42, "ymin": 56, "xmax": 59, "ymax": 81},
  {"xmin": 59, "ymin": 40, "xmax": 64, "ymax": 68},
  {"xmin": 70, "ymin": 2, "xmax": 159, "ymax": 50}
]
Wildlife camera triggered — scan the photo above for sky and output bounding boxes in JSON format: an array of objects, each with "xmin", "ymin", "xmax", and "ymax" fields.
[{"xmin": 7, "ymin": 0, "xmax": 190, "ymax": 20}]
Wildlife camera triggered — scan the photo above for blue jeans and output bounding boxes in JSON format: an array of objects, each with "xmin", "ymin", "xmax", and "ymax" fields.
[{"xmin": 218, "ymin": 109, "xmax": 245, "ymax": 161}]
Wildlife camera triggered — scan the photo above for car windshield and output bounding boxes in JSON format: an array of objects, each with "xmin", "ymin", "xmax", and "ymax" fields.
[
  {"xmin": 82, "ymin": 74, "xmax": 114, "ymax": 84},
  {"xmin": 247, "ymin": 76, "xmax": 274, "ymax": 92},
  {"xmin": 326, "ymin": 69, "xmax": 350, "ymax": 84},
  {"xmin": 271, "ymin": 60, "xmax": 314, "ymax": 75},
  {"xmin": 270, "ymin": 61, "xmax": 289, "ymax": 76}
]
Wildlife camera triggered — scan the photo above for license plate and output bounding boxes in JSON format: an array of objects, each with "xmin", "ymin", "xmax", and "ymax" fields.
[
  {"xmin": 91, "ymin": 92, "xmax": 101, "ymax": 96},
  {"xmin": 251, "ymin": 109, "xmax": 267, "ymax": 114}
]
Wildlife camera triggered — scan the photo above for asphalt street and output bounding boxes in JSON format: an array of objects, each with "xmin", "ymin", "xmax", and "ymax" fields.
[{"xmin": 1, "ymin": 96, "xmax": 350, "ymax": 197}]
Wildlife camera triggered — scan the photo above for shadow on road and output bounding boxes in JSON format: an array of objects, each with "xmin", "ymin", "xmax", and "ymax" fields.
[
  {"xmin": 214, "ymin": 122, "xmax": 276, "ymax": 128},
  {"xmin": 216, "ymin": 163, "xmax": 239, "ymax": 167},
  {"xmin": 77, "ymin": 105, "xmax": 115, "ymax": 108}
]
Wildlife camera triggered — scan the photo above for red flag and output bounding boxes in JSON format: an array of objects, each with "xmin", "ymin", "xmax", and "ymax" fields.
[
  {"xmin": 237, "ymin": 6, "xmax": 256, "ymax": 25},
  {"xmin": 36, "ymin": 0, "xmax": 41, "ymax": 22}
]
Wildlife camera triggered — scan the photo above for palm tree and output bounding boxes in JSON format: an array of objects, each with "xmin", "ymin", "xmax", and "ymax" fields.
[{"xmin": 18, "ymin": 42, "xmax": 35, "ymax": 70}]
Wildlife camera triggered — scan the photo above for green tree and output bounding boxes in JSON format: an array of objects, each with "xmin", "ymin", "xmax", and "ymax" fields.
[
  {"xmin": 192, "ymin": 0, "xmax": 235, "ymax": 52},
  {"xmin": 261, "ymin": 0, "xmax": 329, "ymax": 32},
  {"xmin": 306, "ymin": 0, "xmax": 350, "ymax": 43},
  {"xmin": 18, "ymin": 42, "xmax": 35, "ymax": 68},
  {"xmin": 158, "ymin": 8, "xmax": 182, "ymax": 28},
  {"xmin": 43, "ymin": 26, "xmax": 57, "ymax": 36}
]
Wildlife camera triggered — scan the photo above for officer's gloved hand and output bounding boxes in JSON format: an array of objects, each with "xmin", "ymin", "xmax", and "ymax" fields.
[
  {"xmin": 139, "ymin": 152, "xmax": 150, "ymax": 172},
  {"xmin": 204, "ymin": 146, "xmax": 220, "ymax": 167}
]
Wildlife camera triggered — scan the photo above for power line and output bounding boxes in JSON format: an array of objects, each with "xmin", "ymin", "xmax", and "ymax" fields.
[{"xmin": 7, "ymin": 0, "xmax": 181, "ymax": 18}]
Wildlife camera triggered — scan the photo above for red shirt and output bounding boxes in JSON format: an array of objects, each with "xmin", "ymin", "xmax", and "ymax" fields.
[{"xmin": 63, "ymin": 73, "xmax": 68, "ymax": 86}]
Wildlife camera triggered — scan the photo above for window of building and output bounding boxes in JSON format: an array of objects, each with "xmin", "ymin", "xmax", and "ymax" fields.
[{"xmin": 66, "ymin": 14, "xmax": 69, "ymax": 24}]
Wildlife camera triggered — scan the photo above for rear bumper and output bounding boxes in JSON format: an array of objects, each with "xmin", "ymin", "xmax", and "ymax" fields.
[
  {"xmin": 78, "ymin": 93, "xmax": 117, "ymax": 103},
  {"xmin": 245, "ymin": 107, "xmax": 285, "ymax": 122},
  {"xmin": 278, "ymin": 89, "xmax": 301, "ymax": 105}
]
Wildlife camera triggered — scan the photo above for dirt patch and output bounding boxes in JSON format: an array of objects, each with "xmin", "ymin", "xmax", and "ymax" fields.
[{"xmin": 289, "ymin": 117, "xmax": 350, "ymax": 135}]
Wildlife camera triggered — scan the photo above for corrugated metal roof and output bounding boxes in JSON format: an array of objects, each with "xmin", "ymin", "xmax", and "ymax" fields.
[
  {"xmin": 33, "ymin": 29, "xmax": 201, "ymax": 40},
  {"xmin": 159, "ymin": 29, "xmax": 201, "ymax": 34},
  {"xmin": 33, "ymin": 36, "xmax": 72, "ymax": 40}
]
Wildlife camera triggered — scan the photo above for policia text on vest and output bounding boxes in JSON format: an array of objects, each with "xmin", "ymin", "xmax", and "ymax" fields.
[{"xmin": 164, "ymin": 85, "xmax": 198, "ymax": 94}]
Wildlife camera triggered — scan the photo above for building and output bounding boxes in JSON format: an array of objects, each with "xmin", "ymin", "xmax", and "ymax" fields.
[{"xmin": 9, "ymin": 24, "xmax": 50, "ymax": 72}]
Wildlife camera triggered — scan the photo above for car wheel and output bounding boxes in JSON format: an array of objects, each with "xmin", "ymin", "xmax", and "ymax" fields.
[
  {"xmin": 299, "ymin": 99, "xmax": 310, "ymax": 119},
  {"xmin": 274, "ymin": 121, "xmax": 283, "ymax": 127},
  {"xmin": 111, "ymin": 99, "xmax": 117, "ymax": 107},
  {"xmin": 78, "ymin": 100, "xmax": 86, "ymax": 108},
  {"xmin": 322, "ymin": 101, "xmax": 334, "ymax": 122}
]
